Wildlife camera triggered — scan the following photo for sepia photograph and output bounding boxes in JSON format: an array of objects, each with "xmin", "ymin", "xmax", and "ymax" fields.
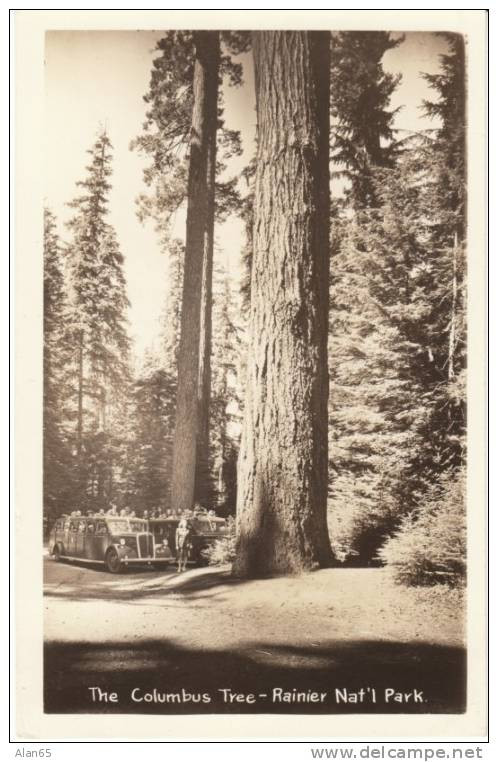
[{"xmin": 13, "ymin": 9, "xmax": 487, "ymax": 740}]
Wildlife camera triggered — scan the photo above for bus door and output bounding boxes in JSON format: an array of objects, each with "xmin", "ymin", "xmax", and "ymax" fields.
[
  {"xmin": 76, "ymin": 520, "xmax": 86, "ymax": 556},
  {"xmin": 67, "ymin": 519, "xmax": 79, "ymax": 555},
  {"xmin": 166, "ymin": 520, "xmax": 178, "ymax": 555},
  {"xmin": 87, "ymin": 519, "xmax": 109, "ymax": 561},
  {"xmin": 84, "ymin": 518, "xmax": 97, "ymax": 559}
]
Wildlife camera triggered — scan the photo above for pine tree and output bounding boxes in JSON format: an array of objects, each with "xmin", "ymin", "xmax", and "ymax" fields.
[
  {"xmin": 330, "ymin": 31, "xmax": 403, "ymax": 209},
  {"xmin": 65, "ymin": 130, "xmax": 131, "ymax": 509},
  {"xmin": 328, "ymin": 33, "xmax": 467, "ymax": 562},
  {"xmin": 420, "ymin": 33, "xmax": 466, "ymax": 470},
  {"xmin": 328, "ymin": 162, "xmax": 430, "ymax": 561},
  {"xmin": 328, "ymin": 33, "xmax": 407, "ymax": 560},
  {"xmin": 127, "ymin": 351, "xmax": 177, "ymax": 512},
  {"xmin": 43, "ymin": 208, "xmax": 74, "ymax": 519}
]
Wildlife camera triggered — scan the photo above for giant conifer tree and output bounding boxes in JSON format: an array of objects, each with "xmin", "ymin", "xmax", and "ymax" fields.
[
  {"xmin": 234, "ymin": 31, "xmax": 333, "ymax": 576},
  {"xmin": 132, "ymin": 31, "xmax": 247, "ymax": 509},
  {"xmin": 169, "ymin": 31, "xmax": 220, "ymax": 515}
]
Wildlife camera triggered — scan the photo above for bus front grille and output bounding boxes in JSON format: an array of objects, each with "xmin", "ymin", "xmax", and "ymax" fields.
[{"xmin": 137, "ymin": 533, "xmax": 153, "ymax": 558}]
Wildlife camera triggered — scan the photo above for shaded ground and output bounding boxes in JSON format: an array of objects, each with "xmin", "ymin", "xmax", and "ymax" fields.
[{"xmin": 44, "ymin": 559, "xmax": 466, "ymax": 714}]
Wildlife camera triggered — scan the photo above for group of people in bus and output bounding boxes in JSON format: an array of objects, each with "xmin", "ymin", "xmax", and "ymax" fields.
[{"xmin": 65, "ymin": 503, "xmax": 218, "ymax": 521}]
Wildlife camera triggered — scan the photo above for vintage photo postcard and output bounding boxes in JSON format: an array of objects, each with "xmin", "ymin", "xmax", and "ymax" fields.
[{"xmin": 13, "ymin": 9, "xmax": 487, "ymax": 740}]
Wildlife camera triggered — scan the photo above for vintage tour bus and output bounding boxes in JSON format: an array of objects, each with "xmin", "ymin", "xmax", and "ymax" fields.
[
  {"xmin": 148, "ymin": 514, "xmax": 227, "ymax": 565},
  {"xmin": 48, "ymin": 515, "xmax": 174, "ymax": 573}
]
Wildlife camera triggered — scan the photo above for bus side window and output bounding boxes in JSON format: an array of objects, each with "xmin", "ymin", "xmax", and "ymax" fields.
[
  {"xmin": 87, "ymin": 522, "xmax": 96, "ymax": 534},
  {"xmin": 69, "ymin": 520, "xmax": 79, "ymax": 533},
  {"xmin": 96, "ymin": 521, "xmax": 107, "ymax": 535},
  {"xmin": 78, "ymin": 521, "xmax": 86, "ymax": 534}
]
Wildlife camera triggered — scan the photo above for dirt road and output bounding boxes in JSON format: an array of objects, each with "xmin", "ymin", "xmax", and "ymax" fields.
[{"xmin": 44, "ymin": 558, "xmax": 466, "ymax": 714}]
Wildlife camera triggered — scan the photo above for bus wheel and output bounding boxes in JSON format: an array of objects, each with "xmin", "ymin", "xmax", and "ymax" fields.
[
  {"xmin": 105, "ymin": 549, "xmax": 122, "ymax": 574},
  {"xmin": 53, "ymin": 545, "xmax": 62, "ymax": 562}
]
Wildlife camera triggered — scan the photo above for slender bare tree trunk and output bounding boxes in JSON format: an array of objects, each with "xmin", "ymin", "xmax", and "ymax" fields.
[
  {"xmin": 76, "ymin": 331, "xmax": 84, "ymax": 498},
  {"xmin": 448, "ymin": 231, "xmax": 458, "ymax": 382},
  {"xmin": 233, "ymin": 31, "xmax": 333, "ymax": 577},
  {"xmin": 76, "ymin": 335, "xmax": 83, "ymax": 457},
  {"xmin": 170, "ymin": 31, "xmax": 219, "ymax": 515}
]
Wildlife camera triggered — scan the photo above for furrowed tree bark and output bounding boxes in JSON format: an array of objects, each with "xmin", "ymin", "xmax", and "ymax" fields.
[
  {"xmin": 171, "ymin": 31, "xmax": 219, "ymax": 515},
  {"xmin": 233, "ymin": 31, "xmax": 333, "ymax": 577}
]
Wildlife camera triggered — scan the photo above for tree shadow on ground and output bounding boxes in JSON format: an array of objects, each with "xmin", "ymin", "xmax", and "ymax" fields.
[
  {"xmin": 44, "ymin": 567, "xmax": 246, "ymax": 604},
  {"xmin": 44, "ymin": 637, "xmax": 465, "ymax": 715}
]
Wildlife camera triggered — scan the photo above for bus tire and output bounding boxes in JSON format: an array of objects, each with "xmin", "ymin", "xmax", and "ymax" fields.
[{"xmin": 105, "ymin": 548, "xmax": 122, "ymax": 574}]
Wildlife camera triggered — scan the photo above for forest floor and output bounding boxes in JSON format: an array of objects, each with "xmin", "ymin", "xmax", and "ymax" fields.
[{"xmin": 44, "ymin": 559, "xmax": 466, "ymax": 714}]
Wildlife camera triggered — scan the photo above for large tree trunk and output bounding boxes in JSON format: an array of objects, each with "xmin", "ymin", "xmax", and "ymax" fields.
[
  {"xmin": 170, "ymin": 31, "xmax": 219, "ymax": 515},
  {"xmin": 195, "ymin": 100, "xmax": 217, "ymax": 507},
  {"xmin": 233, "ymin": 31, "xmax": 333, "ymax": 577}
]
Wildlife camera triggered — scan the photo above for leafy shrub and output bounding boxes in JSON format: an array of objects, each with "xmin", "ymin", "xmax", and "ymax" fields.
[
  {"xmin": 201, "ymin": 516, "xmax": 237, "ymax": 566},
  {"xmin": 378, "ymin": 469, "xmax": 466, "ymax": 586}
]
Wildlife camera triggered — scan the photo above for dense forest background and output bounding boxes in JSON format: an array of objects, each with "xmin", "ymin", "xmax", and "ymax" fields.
[{"xmin": 43, "ymin": 31, "xmax": 466, "ymax": 585}]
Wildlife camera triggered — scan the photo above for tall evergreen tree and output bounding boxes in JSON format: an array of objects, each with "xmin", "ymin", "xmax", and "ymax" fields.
[
  {"xmin": 420, "ymin": 33, "xmax": 466, "ymax": 470},
  {"xmin": 125, "ymin": 239, "xmax": 185, "ymax": 514},
  {"xmin": 65, "ymin": 131, "xmax": 131, "ymax": 509},
  {"xmin": 170, "ymin": 31, "xmax": 220, "ymax": 515},
  {"xmin": 132, "ymin": 31, "xmax": 247, "ymax": 510},
  {"xmin": 127, "ymin": 351, "xmax": 177, "ymax": 512},
  {"xmin": 328, "ymin": 32, "xmax": 405, "ymax": 560},
  {"xmin": 43, "ymin": 208, "xmax": 74, "ymax": 519},
  {"xmin": 330, "ymin": 31, "xmax": 402, "ymax": 209},
  {"xmin": 328, "ymin": 33, "xmax": 467, "ymax": 563}
]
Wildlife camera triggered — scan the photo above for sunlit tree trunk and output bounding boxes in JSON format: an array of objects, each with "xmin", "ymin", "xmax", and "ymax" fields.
[{"xmin": 233, "ymin": 31, "xmax": 333, "ymax": 577}]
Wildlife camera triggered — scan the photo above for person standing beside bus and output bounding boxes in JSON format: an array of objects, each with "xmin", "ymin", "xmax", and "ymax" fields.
[{"xmin": 175, "ymin": 516, "xmax": 193, "ymax": 573}]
